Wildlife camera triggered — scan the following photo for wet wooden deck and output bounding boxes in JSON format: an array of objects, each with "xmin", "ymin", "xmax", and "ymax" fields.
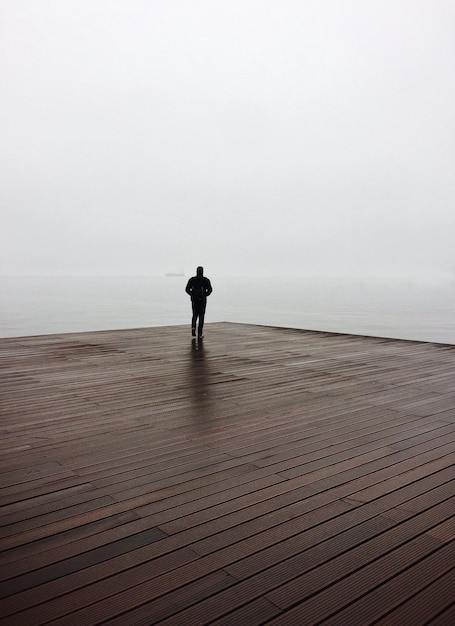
[{"xmin": 0, "ymin": 322, "xmax": 454, "ymax": 625}]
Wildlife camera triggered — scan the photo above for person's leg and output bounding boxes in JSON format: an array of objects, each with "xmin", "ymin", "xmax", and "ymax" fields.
[
  {"xmin": 198, "ymin": 301, "xmax": 207, "ymax": 337},
  {"xmin": 191, "ymin": 301, "xmax": 197, "ymax": 336}
]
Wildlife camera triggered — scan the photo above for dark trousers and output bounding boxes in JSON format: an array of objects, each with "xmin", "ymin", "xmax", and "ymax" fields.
[{"xmin": 191, "ymin": 298, "xmax": 207, "ymax": 334}]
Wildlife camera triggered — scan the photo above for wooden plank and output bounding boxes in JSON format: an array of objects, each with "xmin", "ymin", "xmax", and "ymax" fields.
[
  {"xmin": 265, "ymin": 530, "xmax": 455, "ymax": 625},
  {"xmin": 327, "ymin": 557, "xmax": 455, "ymax": 625},
  {"xmin": 0, "ymin": 323, "xmax": 453, "ymax": 625},
  {"xmin": 148, "ymin": 503, "xmax": 454, "ymax": 626},
  {"xmin": 426, "ymin": 602, "xmax": 455, "ymax": 626}
]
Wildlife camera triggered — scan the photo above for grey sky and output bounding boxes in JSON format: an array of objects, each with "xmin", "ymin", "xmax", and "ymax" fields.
[{"xmin": 1, "ymin": 0, "xmax": 454, "ymax": 277}]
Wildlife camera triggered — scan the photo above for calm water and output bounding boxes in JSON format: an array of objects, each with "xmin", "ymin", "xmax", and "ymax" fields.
[{"xmin": 1, "ymin": 275, "xmax": 455, "ymax": 344}]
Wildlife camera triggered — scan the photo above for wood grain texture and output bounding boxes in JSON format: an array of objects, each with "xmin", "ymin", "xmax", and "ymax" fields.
[{"xmin": 0, "ymin": 322, "xmax": 454, "ymax": 625}]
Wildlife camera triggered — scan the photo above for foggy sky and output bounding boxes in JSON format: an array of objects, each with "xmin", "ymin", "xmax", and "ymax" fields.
[{"xmin": 1, "ymin": 0, "xmax": 454, "ymax": 277}]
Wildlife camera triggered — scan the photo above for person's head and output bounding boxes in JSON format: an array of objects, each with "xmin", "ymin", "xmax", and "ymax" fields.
[{"xmin": 196, "ymin": 266, "xmax": 203, "ymax": 277}]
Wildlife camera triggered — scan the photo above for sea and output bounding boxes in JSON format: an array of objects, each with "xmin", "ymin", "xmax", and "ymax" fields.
[{"xmin": 1, "ymin": 275, "xmax": 454, "ymax": 345}]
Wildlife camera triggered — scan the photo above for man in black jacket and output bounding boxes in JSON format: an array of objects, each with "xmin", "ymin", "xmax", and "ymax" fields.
[{"xmin": 185, "ymin": 266, "xmax": 213, "ymax": 338}]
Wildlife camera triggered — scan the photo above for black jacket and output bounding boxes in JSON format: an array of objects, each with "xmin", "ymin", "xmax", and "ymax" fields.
[{"xmin": 185, "ymin": 276, "xmax": 212, "ymax": 301}]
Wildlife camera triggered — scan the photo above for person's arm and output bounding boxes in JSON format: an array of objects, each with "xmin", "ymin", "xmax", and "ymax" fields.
[
  {"xmin": 185, "ymin": 278, "xmax": 193, "ymax": 296},
  {"xmin": 205, "ymin": 279, "xmax": 213, "ymax": 296}
]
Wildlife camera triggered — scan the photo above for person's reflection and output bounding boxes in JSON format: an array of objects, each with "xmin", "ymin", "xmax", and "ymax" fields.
[{"xmin": 188, "ymin": 338, "xmax": 213, "ymax": 427}]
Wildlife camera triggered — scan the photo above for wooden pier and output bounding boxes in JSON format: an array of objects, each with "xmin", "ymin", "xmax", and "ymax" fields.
[{"xmin": 0, "ymin": 322, "xmax": 454, "ymax": 625}]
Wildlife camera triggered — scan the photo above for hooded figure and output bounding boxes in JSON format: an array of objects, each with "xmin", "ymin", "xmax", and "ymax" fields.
[{"xmin": 185, "ymin": 266, "xmax": 213, "ymax": 338}]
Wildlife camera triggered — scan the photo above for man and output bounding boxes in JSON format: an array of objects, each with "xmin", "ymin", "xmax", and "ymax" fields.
[{"xmin": 185, "ymin": 266, "xmax": 212, "ymax": 338}]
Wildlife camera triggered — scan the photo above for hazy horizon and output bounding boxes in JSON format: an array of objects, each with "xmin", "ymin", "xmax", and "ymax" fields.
[
  {"xmin": 2, "ymin": 1, "xmax": 454, "ymax": 278},
  {"xmin": 2, "ymin": 270, "xmax": 454, "ymax": 282}
]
